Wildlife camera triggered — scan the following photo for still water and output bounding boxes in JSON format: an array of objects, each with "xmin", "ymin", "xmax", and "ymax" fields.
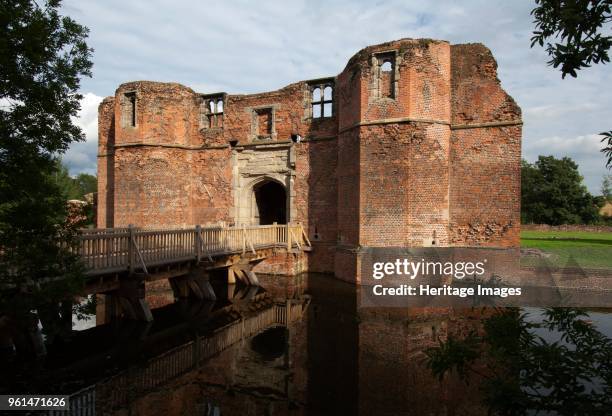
[{"xmin": 2, "ymin": 273, "xmax": 611, "ymax": 415}]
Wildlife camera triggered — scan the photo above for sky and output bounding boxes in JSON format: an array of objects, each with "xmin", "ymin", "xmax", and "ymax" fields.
[{"xmin": 61, "ymin": 0, "xmax": 611, "ymax": 194}]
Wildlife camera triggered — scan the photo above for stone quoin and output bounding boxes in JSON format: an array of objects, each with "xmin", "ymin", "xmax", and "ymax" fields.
[{"xmin": 97, "ymin": 38, "xmax": 522, "ymax": 283}]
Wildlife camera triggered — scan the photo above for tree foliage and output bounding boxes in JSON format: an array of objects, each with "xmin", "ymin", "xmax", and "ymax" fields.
[
  {"xmin": 531, "ymin": 1, "xmax": 612, "ymax": 169},
  {"xmin": 0, "ymin": 0, "xmax": 93, "ymax": 317},
  {"xmin": 531, "ymin": 0, "xmax": 612, "ymax": 78},
  {"xmin": 601, "ymin": 131, "xmax": 612, "ymax": 168},
  {"xmin": 521, "ymin": 156, "xmax": 602, "ymax": 224},
  {"xmin": 52, "ymin": 159, "xmax": 97, "ymax": 201},
  {"xmin": 73, "ymin": 172, "xmax": 97, "ymax": 200},
  {"xmin": 427, "ymin": 308, "xmax": 612, "ymax": 415}
]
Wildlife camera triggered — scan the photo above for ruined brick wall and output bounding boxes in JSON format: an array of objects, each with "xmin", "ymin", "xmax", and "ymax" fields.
[
  {"xmin": 252, "ymin": 251, "xmax": 307, "ymax": 276},
  {"xmin": 190, "ymin": 148, "xmax": 234, "ymax": 225},
  {"xmin": 103, "ymin": 82, "xmax": 203, "ymax": 227},
  {"xmin": 96, "ymin": 97, "xmax": 115, "ymax": 228},
  {"xmin": 97, "ymin": 38, "xmax": 521, "ymax": 279},
  {"xmin": 358, "ymin": 122, "xmax": 450, "ymax": 247},
  {"xmin": 113, "ymin": 147, "xmax": 193, "ymax": 227},
  {"xmin": 449, "ymin": 44, "xmax": 522, "ymax": 247},
  {"xmin": 351, "ymin": 40, "xmax": 452, "ymax": 249},
  {"xmin": 294, "ymin": 139, "xmax": 337, "ymax": 273},
  {"xmin": 333, "ymin": 39, "xmax": 454, "ymax": 283},
  {"xmin": 113, "ymin": 82, "xmax": 199, "ymax": 147},
  {"xmin": 335, "ymin": 56, "xmax": 363, "ymax": 281}
]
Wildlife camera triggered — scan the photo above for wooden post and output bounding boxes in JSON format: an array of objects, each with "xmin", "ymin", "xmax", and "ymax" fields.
[
  {"xmin": 286, "ymin": 223, "xmax": 291, "ymax": 250},
  {"xmin": 242, "ymin": 226, "xmax": 246, "ymax": 255},
  {"xmin": 195, "ymin": 225, "xmax": 202, "ymax": 262},
  {"xmin": 194, "ymin": 335, "xmax": 201, "ymax": 368},
  {"xmin": 301, "ymin": 224, "xmax": 311, "ymax": 247},
  {"xmin": 128, "ymin": 224, "xmax": 135, "ymax": 275}
]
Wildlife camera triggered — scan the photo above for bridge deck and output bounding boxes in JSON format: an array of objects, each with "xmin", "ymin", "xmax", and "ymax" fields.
[{"xmin": 76, "ymin": 224, "xmax": 311, "ymax": 276}]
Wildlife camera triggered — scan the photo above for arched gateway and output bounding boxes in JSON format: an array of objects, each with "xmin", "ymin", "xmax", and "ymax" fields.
[{"xmin": 253, "ymin": 180, "xmax": 287, "ymax": 225}]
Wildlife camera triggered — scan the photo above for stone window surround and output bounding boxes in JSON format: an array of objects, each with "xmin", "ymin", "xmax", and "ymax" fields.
[
  {"xmin": 246, "ymin": 104, "xmax": 280, "ymax": 141},
  {"xmin": 121, "ymin": 91, "xmax": 137, "ymax": 129},
  {"xmin": 310, "ymin": 82, "xmax": 334, "ymax": 119},
  {"xmin": 304, "ymin": 77, "xmax": 336, "ymax": 121},
  {"xmin": 370, "ymin": 50, "xmax": 400, "ymax": 100},
  {"xmin": 200, "ymin": 93, "xmax": 226, "ymax": 130}
]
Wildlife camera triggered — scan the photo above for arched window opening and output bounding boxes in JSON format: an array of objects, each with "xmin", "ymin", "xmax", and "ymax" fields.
[
  {"xmin": 323, "ymin": 86, "xmax": 332, "ymax": 100},
  {"xmin": 377, "ymin": 54, "xmax": 396, "ymax": 98},
  {"xmin": 310, "ymin": 82, "xmax": 334, "ymax": 119},
  {"xmin": 200, "ymin": 93, "xmax": 225, "ymax": 129}
]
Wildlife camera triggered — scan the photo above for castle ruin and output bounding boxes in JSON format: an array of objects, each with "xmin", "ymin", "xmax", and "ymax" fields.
[{"xmin": 97, "ymin": 38, "xmax": 522, "ymax": 283}]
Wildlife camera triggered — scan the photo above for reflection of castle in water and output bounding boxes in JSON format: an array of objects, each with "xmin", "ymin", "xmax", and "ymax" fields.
[
  {"xmin": 2, "ymin": 275, "xmax": 487, "ymax": 415},
  {"xmin": 114, "ymin": 275, "xmax": 487, "ymax": 416}
]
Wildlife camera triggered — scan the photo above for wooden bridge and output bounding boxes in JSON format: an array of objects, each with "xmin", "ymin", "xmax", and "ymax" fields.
[
  {"xmin": 76, "ymin": 223, "xmax": 311, "ymax": 277},
  {"xmin": 73, "ymin": 223, "xmax": 311, "ymax": 322}
]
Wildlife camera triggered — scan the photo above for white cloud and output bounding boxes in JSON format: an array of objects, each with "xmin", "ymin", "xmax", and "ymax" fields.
[
  {"xmin": 524, "ymin": 134, "xmax": 605, "ymax": 156},
  {"xmin": 64, "ymin": 93, "xmax": 103, "ymax": 175},
  {"xmin": 73, "ymin": 92, "xmax": 103, "ymax": 142},
  {"xmin": 524, "ymin": 103, "xmax": 598, "ymax": 120}
]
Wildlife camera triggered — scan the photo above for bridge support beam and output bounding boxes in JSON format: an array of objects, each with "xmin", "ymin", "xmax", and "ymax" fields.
[
  {"xmin": 119, "ymin": 275, "xmax": 154, "ymax": 322},
  {"xmin": 170, "ymin": 267, "xmax": 216, "ymax": 301},
  {"xmin": 227, "ymin": 267, "xmax": 237, "ymax": 284},
  {"xmin": 96, "ymin": 293, "xmax": 122, "ymax": 325},
  {"xmin": 96, "ymin": 276, "xmax": 153, "ymax": 323},
  {"xmin": 229, "ymin": 263, "xmax": 260, "ymax": 286}
]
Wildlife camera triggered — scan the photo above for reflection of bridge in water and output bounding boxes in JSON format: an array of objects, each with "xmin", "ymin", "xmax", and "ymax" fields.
[{"xmin": 44, "ymin": 293, "xmax": 310, "ymax": 415}]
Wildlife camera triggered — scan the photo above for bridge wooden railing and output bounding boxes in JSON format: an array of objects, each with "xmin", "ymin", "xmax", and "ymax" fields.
[{"xmin": 75, "ymin": 223, "xmax": 311, "ymax": 276}]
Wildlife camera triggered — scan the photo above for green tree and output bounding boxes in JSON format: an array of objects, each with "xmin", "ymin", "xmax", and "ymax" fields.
[
  {"xmin": 521, "ymin": 156, "xmax": 601, "ymax": 224},
  {"xmin": 74, "ymin": 172, "xmax": 97, "ymax": 199},
  {"xmin": 52, "ymin": 158, "xmax": 80, "ymax": 200},
  {"xmin": 51, "ymin": 159, "xmax": 97, "ymax": 200},
  {"xmin": 531, "ymin": 0, "xmax": 612, "ymax": 167},
  {"xmin": 427, "ymin": 308, "xmax": 612, "ymax": 415},
  {"xmin": 0, "ymin": 0, "xmax": 93, "ymax": 326}
]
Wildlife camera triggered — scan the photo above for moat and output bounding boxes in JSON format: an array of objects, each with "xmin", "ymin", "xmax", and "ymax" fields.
[{"xmin": 2, "ymin": 273, "xmax": 612, "ymax": 415}]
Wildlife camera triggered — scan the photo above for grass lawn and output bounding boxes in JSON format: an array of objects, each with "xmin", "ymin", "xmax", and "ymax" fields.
[{"xmin": 520, "ymin": 230, "xmax": 612, "ymax": 270}]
